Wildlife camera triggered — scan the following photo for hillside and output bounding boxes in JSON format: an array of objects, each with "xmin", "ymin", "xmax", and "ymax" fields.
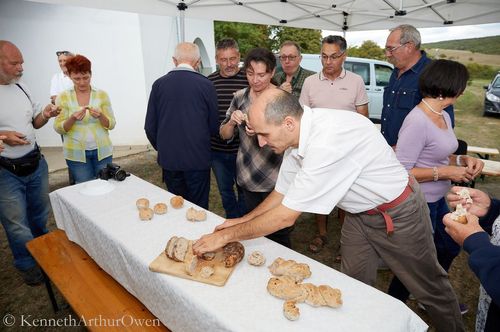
[{"xmin": 422, "ymin": 35, "xmax": 500, "ymax": 55}]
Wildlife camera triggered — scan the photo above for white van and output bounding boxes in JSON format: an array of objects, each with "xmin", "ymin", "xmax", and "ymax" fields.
[{"xmin": 297, "ymin": 54, "xmax": 394, "ymax": 122}]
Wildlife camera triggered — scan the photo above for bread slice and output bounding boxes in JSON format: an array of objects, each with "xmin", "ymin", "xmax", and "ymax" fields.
[
  {"xmin": 165, "ymin": 236, "xmax": 178, "ymax": 260},
  {"xmin": 173, "ymin": 237, "xmax": 189, "ymax": 262},
  {"xmin": 184, "ymin": 241, "xmax": 198, "ymax": 276}
]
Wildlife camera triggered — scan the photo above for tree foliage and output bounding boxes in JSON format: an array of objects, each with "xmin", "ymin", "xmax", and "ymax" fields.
[
  {"xmin": 269, "ymin": 26, "xmax": 322, "ymax": 53},
  {"xmin": 214, "ymin": 21, "xmax": 322, "ymax": 56},
  {"xmin": 347, "ymin": 40, "xmax": 385, "ymax": 60},
  {"xmin": 214, "ymin": 21, "xmax": 270, "ymax": 56}
]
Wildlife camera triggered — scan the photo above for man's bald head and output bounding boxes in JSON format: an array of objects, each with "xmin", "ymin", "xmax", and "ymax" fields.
[
  {"xmin": 249, "ymin": 89, "xmax": 303, "ymax": 126},
  {"xmin": 173, "ymin": 42, "xmax": 201, "ymax": 69},
  {"xmin": 0, "ymin": 40, "xmax": 23, "ymax": 84}
]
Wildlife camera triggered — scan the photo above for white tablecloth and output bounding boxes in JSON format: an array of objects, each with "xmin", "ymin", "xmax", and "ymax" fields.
[{"xmin": 49, "ymin": 175, "xmax": 428, "ymax": 332}]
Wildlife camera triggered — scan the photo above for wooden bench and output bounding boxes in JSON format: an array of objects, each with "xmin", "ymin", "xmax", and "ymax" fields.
[
  {"xmin": 27, "ymin": 230, "xmax": 169, "ymax": 331},
  {"xmin": 481, "ymin": 159, "xmax": 500, "ymax": 177},
  {"xmin": 467, "ymin": 146, "xmax": 499, "ymax": 160}
]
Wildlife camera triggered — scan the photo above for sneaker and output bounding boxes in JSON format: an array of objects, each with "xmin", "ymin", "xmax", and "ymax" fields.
[
  {"xmin": 20, "ymin": 266, "xmax": 44, "ymax": 286},
  {"xmin": 417, "ymin": 302, "xmax": 468, "ymax": 315}
]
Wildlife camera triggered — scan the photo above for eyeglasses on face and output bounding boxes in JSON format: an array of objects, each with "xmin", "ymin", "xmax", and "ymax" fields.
[
  {"xmin": 320, "ymin": 52, "xmax": 345, "ymax": 61},
  {"xmin": 384, "ymin": 42, "xmax": 408, "ymax": 53},
  {"xmin": 56, "ymin": 51, "xmax": 71, "ymax": 56},
  {"xmin": 279, "ymin": 55, "xmax": 298, "ymax": 61}
]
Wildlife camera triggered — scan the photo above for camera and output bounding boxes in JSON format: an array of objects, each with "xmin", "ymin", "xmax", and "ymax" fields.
[{"xmin": 97, "ymin": 163, "xmax": 130, "ymax": 181}]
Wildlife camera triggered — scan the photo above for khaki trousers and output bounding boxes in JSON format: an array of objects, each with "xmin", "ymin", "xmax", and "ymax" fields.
[{"xmin": 341, "ymin": 180, "xmax": 464, "ymax": 332}]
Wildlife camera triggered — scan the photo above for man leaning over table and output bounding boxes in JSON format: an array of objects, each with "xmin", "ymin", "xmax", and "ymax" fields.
[
  {"xmin": 193, "ymin": 89, "xmax": 464, "ymax": 332},
  {"xmin": 0, "ymin": 40, "xmax": 60, "ymax": 286},
  {"xmin": 299, "ymin": 35, "xmax": 369, "ymax": 255},
  {"xmin": 273, "ymin": 40, "xmax": 315, "ymax": 98}
]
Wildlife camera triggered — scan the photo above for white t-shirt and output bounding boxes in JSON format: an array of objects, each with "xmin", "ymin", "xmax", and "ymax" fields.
[
  {"xmin": 50, "ymin": 72, "xmax": 73, "ymax": 97},
  {"xmin": 275, "ymin": 106, "xmax": 408, "ymax": 214},
  {"xmin": 0, "ymin": 83, "xmax": 41, "ymax": 158}
]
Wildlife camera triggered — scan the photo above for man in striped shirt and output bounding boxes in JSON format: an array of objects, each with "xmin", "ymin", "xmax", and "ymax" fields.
[{"xmin": 207, "ymin": 39, "xmax": 248, "ymax": 218}]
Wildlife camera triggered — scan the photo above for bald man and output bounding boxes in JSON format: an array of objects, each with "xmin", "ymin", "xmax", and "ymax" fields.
[
  {"xmin": 0, "ymin": 40, "xmax": 60, "ymax": 286},
  {"xmin": 194, "ymin": 89, "xmax": 464, "ymax": 332},
  {"xmin": 145, "ymin": 42, "xmax": 219, "ymax": 209}
]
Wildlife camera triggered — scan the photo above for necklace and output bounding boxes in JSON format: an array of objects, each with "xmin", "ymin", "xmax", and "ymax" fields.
[{"xmin": 421, "ymin": 99, "xmax": 443, "ymax": 116}]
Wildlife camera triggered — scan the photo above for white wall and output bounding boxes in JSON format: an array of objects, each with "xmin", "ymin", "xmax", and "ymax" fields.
[{"xmin": 0, "ymin": 0, "xmax": 215, "ymax": 147}]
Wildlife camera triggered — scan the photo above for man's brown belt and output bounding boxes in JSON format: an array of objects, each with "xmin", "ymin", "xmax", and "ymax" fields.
[{"xmin": 365, "ymin": 177, "xmax": 415, "ymax": 236}]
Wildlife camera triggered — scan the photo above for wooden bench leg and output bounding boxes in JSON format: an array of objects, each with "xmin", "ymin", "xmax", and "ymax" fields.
[{"xmin": 42, "ymin": 270, "xmax": 59, "ymax": 312}]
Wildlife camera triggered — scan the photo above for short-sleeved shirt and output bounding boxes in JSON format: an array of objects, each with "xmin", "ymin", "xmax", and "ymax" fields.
[
  {"xmin": 273, "ymin": 66, "xmax": 315, "ymax": 98},
  {"xmin": 275, "ymin": 106, "xmax": 408, "ymax": 214},
  {"xmin": 221, "ymin": 87, "xmax": 283, "ymax": 192},
  {"xmin": 381, "ymin": 51, "xmax": 454, "ymax": 146},
  {"xmin": 396, "ymin": 107, "xmax": 458, "ymax": 203},
  {"xmin": 299, "ymin": 69, "xmax": 368, "ymax": 110},
  {"xmin": 0, "ymin": 83, "xmax": 41, "ymax": 158},
  {"xmin": 50, "ymin": 71, "xmax": 73, "ymax": 97},
  {"xmin": 207, "ymin": 69, "xmax": 248, "ymax": 153}
]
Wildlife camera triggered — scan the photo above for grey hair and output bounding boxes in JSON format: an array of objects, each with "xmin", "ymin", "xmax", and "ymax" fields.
[
  {"xmin": 280, "ymin": 41, "xmax": 301, "ymax": 55},
  {"xmin": 174, "ymin": 42, "xmax": 200, "ymax": 63},
  {"xmin": 216, "ymin": 38, "xmax": 239, "ymax": 52},
  {"xmin": 390, "ymin": 24, "xmax": 421, "ymax": 49},
  {"xmin": 321, "ymin": 35, "xmax": 347, "ymax": 52},
  {"xmin": 263, "ymin": 89, "xmax": 303, "ymax": 125}
]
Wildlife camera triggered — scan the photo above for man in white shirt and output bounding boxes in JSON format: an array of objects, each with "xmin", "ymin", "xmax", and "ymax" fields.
[
  {"xmin": 50, "ymin": 50, "xmax": 73, "ymax": 104},
  {"xmin": 194, "ymin": 89, "xmax": 464, "ymax": 332}
]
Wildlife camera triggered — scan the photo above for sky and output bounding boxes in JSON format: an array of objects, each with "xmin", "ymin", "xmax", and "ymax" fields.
[{"xmin": 323, "ymin": 22, "xmax": 500, "ymax": 47}]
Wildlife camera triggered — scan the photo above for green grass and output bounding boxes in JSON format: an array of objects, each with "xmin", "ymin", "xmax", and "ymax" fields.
[{"xmin": 422, "ymin": 36, "xmax": 500, "ymax": 55}]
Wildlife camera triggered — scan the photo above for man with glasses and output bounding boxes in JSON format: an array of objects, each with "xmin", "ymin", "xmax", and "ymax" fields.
[
  {"xmin": 381, "ymin": 24, "xmax": 454, "ymax": 147},
  {"xmin": 273, "ymin": 41, "xmax": 315, "ymax": 98},
  {"xmin": 50, "ymin": 50, "xmax": 73, "ymax": 104},
  {"xmin": 207, "ymin": 38, "xmax": 248, "ymax": 218},
  {"xmin": 299, "ymin": 35, "xmax": 369, "ymax": 254}
]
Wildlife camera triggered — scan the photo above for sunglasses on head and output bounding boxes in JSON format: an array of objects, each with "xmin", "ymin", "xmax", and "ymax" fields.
[{"xmin": 56, "ymin": 51, "xmax": 71, "ymax": 56}]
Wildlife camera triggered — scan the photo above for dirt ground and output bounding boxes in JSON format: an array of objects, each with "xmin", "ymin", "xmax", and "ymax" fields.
[{"xmin": 1, "ymin": 150, "xmax": 499, "ymax": 331}]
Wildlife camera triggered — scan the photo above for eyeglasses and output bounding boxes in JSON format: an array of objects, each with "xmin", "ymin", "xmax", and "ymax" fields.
[
  {"xmin": 320, "ymin": 52, "xmax": 345, "ymax": 61},
  {"xmin": 384, "ymin": 42, "xmax": 408, "ymax": 53},
  {"xmin": 56, "ymin": 51, "xmax": 71, "ymax": 56},
  {"xmin": 279, "ymin": 55, "xmax": 298, "ymax": 61}
]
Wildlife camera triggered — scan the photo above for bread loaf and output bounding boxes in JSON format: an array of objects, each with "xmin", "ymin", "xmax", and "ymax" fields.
[
  {"xmin": 247, "ymin": 251, "xmax": 266, "ymax": 266},
  {"xmin": 223, "ymin": 242, "xmax": 245, "ymax": 268},
  {"xmin": 170, "ymin": 196, "xmax": 184, "ymax": 209},
  {"xmin": 201, "ymin": 252, "xmax": 216, "ymax": 261},
  {"xmin": 268, "ymin": 257, "xmax": 311, "ymax": 282},
  {"xmin": 165, "ymin": 236, "xmax": 178, "ymax": 259},
  {"xmin": 139, "ymin": 208, "xmax": 154, "ymax": 221},
  {"xmin": 200, "ymin": 266, "xmax": 215, "ymax": 279},
  {"xmin": 267, "ymin": 276, "xmax": 306, "ymax": 300},
  {"xmin": 136, "ymin": 198, "xmax": 149, "ymax": 210},
  {"xmin": 186, "ymin": 207, "xmax": 207, "ymax": 221},
  {"xmin": 283, "ymin": 301, "xmax": 300, "ymax": 321},
  {"xmin": 154, "ymin": 203, "xmax": 168, "ymax": 215}
]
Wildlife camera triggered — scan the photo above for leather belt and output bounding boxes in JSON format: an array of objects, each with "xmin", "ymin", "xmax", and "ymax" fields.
[{"xmin": 365, "ymin": 177, "xmax": 415, "ymax": 236}]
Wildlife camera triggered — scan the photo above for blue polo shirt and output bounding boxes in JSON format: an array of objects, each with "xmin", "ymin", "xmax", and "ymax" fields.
[{"xmin": 381, "ymin": 51, "xmax": 454, "ymax": 146}]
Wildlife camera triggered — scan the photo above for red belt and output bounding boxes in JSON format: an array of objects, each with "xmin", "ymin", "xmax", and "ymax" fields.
[{"xmin": 366, "ymin": 177, "xmax": 415, "ymax": 236}]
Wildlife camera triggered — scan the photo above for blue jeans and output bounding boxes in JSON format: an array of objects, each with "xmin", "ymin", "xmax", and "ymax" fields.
[
  {"xmin": 211, "ymin": 151, "xmax": 246, "ymax": 218},
  {"xmin": 163, "ymin": 169, "xmax": 210, "ymax": 209},
  {"xmin": 0, "ymin": 157, "xmax": 49, "ymax": 271},
  {"xmin": 66, "ymin": 149, "xmax": 112, "ymax": 184}
]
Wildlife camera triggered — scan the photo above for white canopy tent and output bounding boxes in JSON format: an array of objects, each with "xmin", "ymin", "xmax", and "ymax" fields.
[{"xmin": 30, "ymin": 0, "xmax": 500, "ymax": 40}]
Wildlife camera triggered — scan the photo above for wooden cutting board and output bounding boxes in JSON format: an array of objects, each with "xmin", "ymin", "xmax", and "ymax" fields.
[{"xmin": 149, "ymin": 248, "xmax": 236, "ymax": 287}]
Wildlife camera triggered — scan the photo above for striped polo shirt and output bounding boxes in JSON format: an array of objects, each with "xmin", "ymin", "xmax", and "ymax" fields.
[{"xmin": 207, "ymin": 69, "xmax": 248, "ymax": 153}]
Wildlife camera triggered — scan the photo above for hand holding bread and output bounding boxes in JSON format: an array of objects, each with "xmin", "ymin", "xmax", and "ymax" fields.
[
  {"xmin": 443, "ymin": 212, "xmax": 484, "ymax": 246},
  {"xmin": 447, "ymin": 186, "xmax": 491, "ymax": 218}
]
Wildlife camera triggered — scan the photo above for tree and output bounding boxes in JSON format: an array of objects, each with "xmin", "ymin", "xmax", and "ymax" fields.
[
  {"xmin": 214, "ymin": 21, "xmax": 270, "ymax": 56},
  {"xmin": 214, "ymin": 21, "xmax": 322, "ymax": 56},
  {"xmin": 269, "ymin": 26, "xmax": 322, "ymax": 53},
  {"xmin": 347, "ymin": 40, "xmax": 385, "ymax": 60}
]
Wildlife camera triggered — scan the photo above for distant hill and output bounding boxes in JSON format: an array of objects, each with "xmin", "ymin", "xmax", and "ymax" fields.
[{"xmin": 422, "ymin": 36, "xmax": 500, "ymax": 55}]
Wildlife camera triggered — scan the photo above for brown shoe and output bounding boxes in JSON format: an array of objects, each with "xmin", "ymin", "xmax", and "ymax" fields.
[{"xmin": 308, "ymin": 235, "xmax": 328, "ymax": 253}]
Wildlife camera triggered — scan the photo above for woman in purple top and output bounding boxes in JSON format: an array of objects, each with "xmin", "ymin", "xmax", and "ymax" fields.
[{"xmin": 388, "ymin": 59, "xmax": 484, "ymax": 309}]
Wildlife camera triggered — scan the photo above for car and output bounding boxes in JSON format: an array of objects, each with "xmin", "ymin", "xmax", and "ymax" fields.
[
  {"xmin": 279, "ymin": 54, "xmax": 394, "ymax": 122},
  {"xmin": 483, "ymin": 72, "xmax": 500, "ymax": 116}
]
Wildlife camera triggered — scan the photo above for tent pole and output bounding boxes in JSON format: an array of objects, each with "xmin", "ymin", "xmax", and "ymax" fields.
[{"xmin": 180, "ymin": 10, "xmax": 185, "ymax": 42}]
